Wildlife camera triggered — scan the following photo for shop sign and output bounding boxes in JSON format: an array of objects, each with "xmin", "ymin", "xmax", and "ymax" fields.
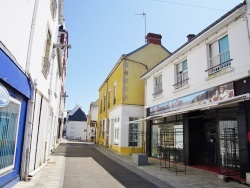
[
  {"xmin": 150, "ymin": 82, "xmax": 234, "ymax": 115},
  {"xmin": 0, "ymin": 83, "xmax": 10, "ymax": 107}
]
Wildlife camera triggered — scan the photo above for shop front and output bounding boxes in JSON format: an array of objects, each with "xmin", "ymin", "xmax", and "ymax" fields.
[
  {"xmin": 0, "ymin": 46, "xmax": 31, "ymax": 187},
  {"xmin": 146, "ymin": 81, "xmax": 250, "ymax": 180}
]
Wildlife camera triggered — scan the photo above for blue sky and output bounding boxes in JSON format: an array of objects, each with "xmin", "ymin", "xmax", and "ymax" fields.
[{"xmin": 64, "ymin": 0, "xmax": 243, "ymax": 112}]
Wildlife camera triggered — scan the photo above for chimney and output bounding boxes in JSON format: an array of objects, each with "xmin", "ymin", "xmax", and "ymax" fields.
[
  {"xmin": 187, "ymin": 34, "xmax": 196, "ymax": 41},
  {"xmin": 146, "ymin": 33, "xmax": 162, "ymax": 45}
]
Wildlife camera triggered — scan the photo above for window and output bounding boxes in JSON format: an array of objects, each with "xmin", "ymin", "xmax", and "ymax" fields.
[
  {"xmin": 113, "ymin": 118, "xmax": 119, "ymax": 145},
  {"xmin": 128, "ymin": 118, "xmax": 140, "ymax": 146},
  {"xmin": 108, "ymin": 90, "xmax": 110, "ymax": 108},
  {"xmin": 0, "ymin": 97, "xmax": 21, "ymax": 175},
  {"xmin": 113, "ymin": 84, "xmax": 117, "ymax": 105},
  {"xmin": 100, "ymin": 98, "xmax": 102, "ymax": 113},
  {"xmin": 153, "ymin": 74, "xmax": 162, "ymax": 97},
  {"xmin": 101, "ymin": 120, "xmax": 105, "ymax": 139},
  {"xmin": 99, "ymin": 121, "xmax": 102, "ymax": 137},
  {"xmin": 50, "ymin": 0, "xmax": 57, "ymax": 19},
  {"xmin": 71, "ymin": 124, "xmax": 75, "ymax": 129},
  {"xmin": 175, "ymin": 60, "xmax": 188, "ymax": 89},
  {"xmin": 114, "ymin": 128, "xmax": 119, "ymax": 140},
  {"xmin": 42, "ymin": 30, "xmax": 52, "ymax": 78},
  {"xmin": 207, "ymin": 35, "xmax": 231, "ymax": 75},
  {"xmin": 103, "ymin": 94, "xmax": 106, "ymax": 111}
]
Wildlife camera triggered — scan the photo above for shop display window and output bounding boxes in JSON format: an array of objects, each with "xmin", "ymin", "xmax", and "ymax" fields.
[{"xmin": 0, "ymin": 97, "xmax": 21, "ymax": 175}]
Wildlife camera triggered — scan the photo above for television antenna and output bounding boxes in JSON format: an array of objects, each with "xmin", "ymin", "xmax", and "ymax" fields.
[{"xmin": 135, "ymin": 11, "xmax": 146, "ymax": 43}]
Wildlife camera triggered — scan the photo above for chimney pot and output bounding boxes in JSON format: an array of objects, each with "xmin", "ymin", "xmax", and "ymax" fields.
[{"xmin": 146, "ymin": 33, "xmax": 162, "ymax": 45}]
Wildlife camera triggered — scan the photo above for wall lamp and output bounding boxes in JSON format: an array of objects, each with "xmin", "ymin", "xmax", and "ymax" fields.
[
  {"xmin": 61, "ymin": 94, "xmax": 69, "ymax": 98},
  {"xmin": 53, "ymin": 43, "xmax": 72, "ymax": 49}
]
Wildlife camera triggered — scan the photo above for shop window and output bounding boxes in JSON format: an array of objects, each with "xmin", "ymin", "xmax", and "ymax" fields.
[
  {"xmin": 0, "ymin": 97, "xmax": 20, "ymax": 175},
  {"xmin": 128, "ymin": 117, "xmax": 140, "ymax": 146},
  {"xmin": 207, "ymin": 35, "xmax": 231, "ymax": 75}
]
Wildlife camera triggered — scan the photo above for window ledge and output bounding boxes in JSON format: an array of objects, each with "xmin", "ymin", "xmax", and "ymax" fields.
[
  {"xmin": 152, "ymin": 94, "xmax": 163, "ymax": 101},
  {"xmin": 205, "ymin": 67, "xmax": 234, "ymax": 81},
  {"xmin": 172, "ymin": 84, "xmax": 190, "ymax": 93}
]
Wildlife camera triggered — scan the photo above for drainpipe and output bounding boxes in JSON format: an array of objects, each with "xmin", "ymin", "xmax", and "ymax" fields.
[
  {"xmin": 22, "ymin": 0, "xmax": 39, "ymax": 181},
  {"xmin": 242, "ymin": 7, "xmax": 250, "ymax": 50}
]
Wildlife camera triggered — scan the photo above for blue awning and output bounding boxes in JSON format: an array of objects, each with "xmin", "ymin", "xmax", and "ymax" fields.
[{"xmin": 0, "ymin": 49, "xmax": 31, "ymax": 98}]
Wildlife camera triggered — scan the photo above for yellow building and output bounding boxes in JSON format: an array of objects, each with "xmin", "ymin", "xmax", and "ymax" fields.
[{"xmin": 97, "ymin": 33, "xmax": 171, "ymax": 154}]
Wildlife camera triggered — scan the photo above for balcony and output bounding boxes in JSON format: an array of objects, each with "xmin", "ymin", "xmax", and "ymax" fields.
[
  {"xmin": 207, "ymin": 50, "xmax": 231, "ymax": 75},
  {"xmin": 153, "ymin": 84, "xmax": 162, "ymax": 97},
  {"xmin": 173, "ymin": 71, "xmax": 188, "ymax": 89}
]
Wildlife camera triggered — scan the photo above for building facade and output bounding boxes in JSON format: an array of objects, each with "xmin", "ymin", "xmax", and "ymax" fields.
[
  {"xmin": 66, "ymin": 106, "xmax": 87, "ymax": 140},
  {"xmin": 97, "ymin": 33, "xmax": 171, "ymax": 154},
  {"xmin": 0, "ymin": 0, "xmax": 69, "ymax": 186},
  {"xmin": 142, "ymin": 2, "xmax": 250, "ymax": 180},
  {"xmin": 87, "ymin": 100, "xmax": 98, "ymax": 142}
]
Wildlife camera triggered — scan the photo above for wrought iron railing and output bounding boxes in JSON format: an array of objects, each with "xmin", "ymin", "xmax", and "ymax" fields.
[
  {"xmin": 174, "ymin": 71, "xmax": 188, "ymax": 89},
  {"xmin": 207, "ymin": 50, "xmax": 231, "ymax": 75},
  {"xmin": 153, "ymin": 84, "xmax": 162, "ymax": 97}
]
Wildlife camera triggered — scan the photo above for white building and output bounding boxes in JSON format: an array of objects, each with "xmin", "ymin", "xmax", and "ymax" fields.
[
  {"xmin": 0, "ymin": 0, "xmax": 69, "ymax": 186},
  {"xmin": 66, "ymin": 106, "xmax": 87, "ymax": 140},
  {"xmin": 142, "ymin": 1, "xmax": 250, "ymax": 181},
  {"xmin": 87, "ymin": 100, "xmax": 98, "ymax": 142}
]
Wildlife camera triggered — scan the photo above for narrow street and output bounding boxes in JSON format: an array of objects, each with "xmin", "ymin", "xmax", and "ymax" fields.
[{"xmin": 53, "ymin": 142, "xmax": 165, "ymax": 188}]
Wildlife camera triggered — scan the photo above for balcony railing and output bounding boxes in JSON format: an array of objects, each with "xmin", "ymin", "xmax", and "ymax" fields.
[
  {"xmin": 207, "ymin": 50, "xmax": 231, "ymax": 75},
  {"xmin": 173, "ymin": 71, "xmax": 188, "ymax": 89},
  {"xmin": 153, "ymin": 84, "xmax": 162, "ymax": 97}
]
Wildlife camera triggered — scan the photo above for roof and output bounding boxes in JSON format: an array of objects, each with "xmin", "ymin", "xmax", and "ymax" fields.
[
  {"xmin": 141, "ymin": 2, "xmax": 246, "ymax": 78},
  {"xmin": 99, "ymin": 42, "xmax": 170, "ymax": 91},
  {"xmin": 68, "ymin": 107, "xmax": 87, "ymax": 121}
]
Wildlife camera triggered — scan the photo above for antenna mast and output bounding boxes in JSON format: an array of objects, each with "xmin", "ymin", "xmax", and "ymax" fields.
[{"xmin": 135, "ymin": 11, "xmax": 146, "ymax": 43}]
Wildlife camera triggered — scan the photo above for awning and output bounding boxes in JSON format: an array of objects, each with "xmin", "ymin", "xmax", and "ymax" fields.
[
  {"xmin": 152, "ymin": 93, "xmax": 250, "ymax": 119},
  {"xmin": 0, "ymin": 48, "xmax": 31, "ymax": 98},
  {"xmin": 126, "ymin": 94, "xmax": 250, "ymax": 123}
]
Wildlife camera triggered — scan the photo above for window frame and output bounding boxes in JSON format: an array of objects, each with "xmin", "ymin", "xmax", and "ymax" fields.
[
  {"xmin": 153, "ymin": 74, "xmax": 162, "ymax": 97},
  {"xmin": 206, "ymin": 35, "xmax": 231, "ymax": 75},
  {"xmin": 113, "ymin": 83, "xmax": 117, "ymax": 105},
  {"xmin": 174, "ymin": 59, "xmax": 189, "ymax": 89},
  {"xmin": 42, "ymin": 29, "xmax": 52, "ymax": 78},
  {"xmin": 0, "ymin": 96, "xmax": 21, "ymax": 175}
]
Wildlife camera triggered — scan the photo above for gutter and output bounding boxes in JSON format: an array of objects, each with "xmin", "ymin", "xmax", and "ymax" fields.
[{"xmin": 22, "ymin": 0, "xmax": 40, "ymax": 181}]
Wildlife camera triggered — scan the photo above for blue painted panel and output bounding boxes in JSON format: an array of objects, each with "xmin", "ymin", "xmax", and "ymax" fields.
[
  {"xmin": 0, "ymin": 49, "xmax": 31, "ymax": 98},
  {"xmin": 0, "ymin": 90, "xmax": 28, "ymax": 187}
]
